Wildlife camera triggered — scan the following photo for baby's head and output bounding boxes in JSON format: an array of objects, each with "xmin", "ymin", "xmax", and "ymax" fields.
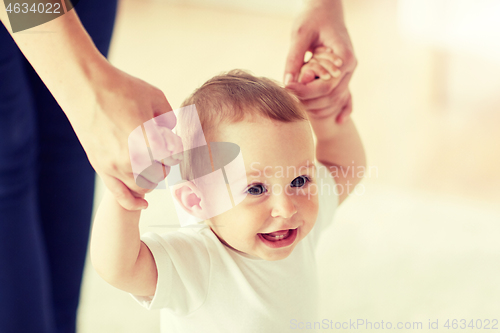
[{"xmin": 174, "ymin": 70, "xmax": 319, "ymax": 261}]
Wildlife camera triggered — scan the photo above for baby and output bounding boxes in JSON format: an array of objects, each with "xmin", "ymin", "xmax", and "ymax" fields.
[{"xmin": 90, "ymin": 47, "xmax": 366, "ymax": 332}]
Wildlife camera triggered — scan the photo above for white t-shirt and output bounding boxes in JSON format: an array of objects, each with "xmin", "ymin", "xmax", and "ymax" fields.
[{"xmin": 132, "ymin": 162, "xmax": 339, "ymax": 333}]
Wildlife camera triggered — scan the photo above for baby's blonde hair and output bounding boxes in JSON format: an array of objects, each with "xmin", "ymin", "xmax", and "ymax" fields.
[{"xmin": 177, "ymin": 69, "xmax": 307, "ymax": 182}]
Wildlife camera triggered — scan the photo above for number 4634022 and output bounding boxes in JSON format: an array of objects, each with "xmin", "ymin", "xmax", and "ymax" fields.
[
  {"xmin": 444, "ymin": 319, "xmax": 498, "ymax": 330},
  {"xmin": 5, "ymin": 2, "xmax": 62, "ymax": 14}
]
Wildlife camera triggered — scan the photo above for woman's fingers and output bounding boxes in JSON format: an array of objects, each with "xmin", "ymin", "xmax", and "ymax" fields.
[
  {"xmin": 130, "ymin": 125, "xmax": 182, "ymax": 190},
  {"xmin": 102, "ymin": 175, "xmax": 148, "ymax": 211},
  {"xmin": 302, "ymin": 89, "xmax": 351, "ymax": 119},
  {"xmin": 160, "ymin": 127, "xmax": 184, "ymax": 164},
  {"xmin": 137, "ymin": 161, "xmax": 171, "ymax": 187},
  {"xmin": 152, "ymin": 95, "xmax": 175, "ymax": 129},
  {"xmin": 296, "ymin": 71, "xmax": 354, "ymax": 121},
  {"xmin": 144, "ymin": 122, "xmax": 183, "ymax": 168}
]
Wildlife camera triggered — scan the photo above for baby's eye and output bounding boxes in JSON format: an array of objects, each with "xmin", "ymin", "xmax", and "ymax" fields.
[
  {"xmin": 246, "ymin": 184, "xmax": 267, "ymax": 196},
  {"xmin": 290, "ymin": 175, "xmax": 310, "ymax": 188}
]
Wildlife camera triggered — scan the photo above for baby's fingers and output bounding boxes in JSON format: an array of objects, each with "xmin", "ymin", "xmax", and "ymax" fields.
[
  {"xmin": 298, "ymin": 60, "xmax": 332, "ymax": 84},
  {"xmin": 314, "ymin": 57, "xmax": 342, "ymax": 80},
  {"xmin": 314, "ymin": 54, "xmax": 343, "ymax": 69},
  {"xmin": 313, "ymin": 47, "xmax": 343, "ymax": 67}
]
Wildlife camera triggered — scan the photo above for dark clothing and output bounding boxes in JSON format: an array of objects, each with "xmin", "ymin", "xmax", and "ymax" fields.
[{"xmin": 0, "ymin": 1, "xmax": 117, "ymax": 332}]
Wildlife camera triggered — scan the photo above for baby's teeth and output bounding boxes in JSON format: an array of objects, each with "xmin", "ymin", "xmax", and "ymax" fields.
[{"xmin": 262, "ymin": 231, "xmax": 289, "ymax": 241}]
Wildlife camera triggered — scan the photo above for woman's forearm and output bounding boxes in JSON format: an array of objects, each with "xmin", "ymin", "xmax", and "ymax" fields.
[
  {"xmin": 305, "ymin": 0, "xmax": 344, "ymax": 22},
  {"xmin": 1, "ymin": 5, "xmax": 172, "ymax": 211},
  {"xmin": 0, "ymin": 7, "xmax": 107, "ymax": 125}
]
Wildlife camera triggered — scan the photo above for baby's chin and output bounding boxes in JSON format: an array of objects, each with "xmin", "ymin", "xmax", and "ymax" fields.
[{"xmin": 258, "ymin": 245, "xmax": 297, "ymax": 261}]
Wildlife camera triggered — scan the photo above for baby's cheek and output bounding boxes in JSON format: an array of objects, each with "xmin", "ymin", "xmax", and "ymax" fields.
[
  {"xmin": 225, "ymin": 206, "xmax": 261, "ymax": 240},
  {"xmin": 298, "ymin": 194, "xmax": 319, "ymax": 223}
]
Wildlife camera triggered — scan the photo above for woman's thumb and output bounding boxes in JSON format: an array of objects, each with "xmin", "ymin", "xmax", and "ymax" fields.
[{"xmin": 284, "ymin": 32, "xmax": 312, "ymax": 85}]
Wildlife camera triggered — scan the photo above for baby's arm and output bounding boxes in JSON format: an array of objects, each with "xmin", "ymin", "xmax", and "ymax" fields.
[
  {"xmin": 294, "ymin": 48, "xmax": 366, "ymax": 205},
  {"xmin": 90, "ymin": 190, "xmax": 157, "ymax": 296},
  {"xmin": 313, "ymin": 115, "xmax": 366, "ymax": 205}
]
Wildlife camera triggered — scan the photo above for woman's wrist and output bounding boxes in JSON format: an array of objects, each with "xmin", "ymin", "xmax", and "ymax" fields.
[
  {"xmin": 304, "ymin": 0, "xmax": 342, "ymax": 13},
  {"xmin": 309, "ymin": 112, "xmax": 338, "ymax": 143}
]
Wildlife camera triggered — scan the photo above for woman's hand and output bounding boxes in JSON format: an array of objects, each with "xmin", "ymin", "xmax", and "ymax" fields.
[
  {"xmin": 284, "ymin": 0, "xmax": 356, "ymax": 123},
  {"xmin": 292, "ymin": 47, "xmax": 352, "ymax": 122},
  {"xmin": 69, "ymin": 61, "xmax": 181, "ymax": 211}
]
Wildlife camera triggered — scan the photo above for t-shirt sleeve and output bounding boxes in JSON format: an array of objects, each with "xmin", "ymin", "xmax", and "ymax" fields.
[
  {"xmin": 308, "ymin": 161, "xmax": 340, "ymax": 245},
  {"xmin": 130, "ymin": 230, "xmax": 210, "ymax": 315}
]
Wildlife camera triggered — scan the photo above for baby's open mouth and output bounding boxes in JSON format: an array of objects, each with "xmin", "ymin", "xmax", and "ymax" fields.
[{"xmin": 258, "ymin": 228, "xmax": 298, "ymax": 248}]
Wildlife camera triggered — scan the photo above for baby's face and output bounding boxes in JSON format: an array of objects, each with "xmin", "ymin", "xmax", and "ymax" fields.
[{"xmin": 205, "ymin": 115, "xmax": 319, "ymax": 261}]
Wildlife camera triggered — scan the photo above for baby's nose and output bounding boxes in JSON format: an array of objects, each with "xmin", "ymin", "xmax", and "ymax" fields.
[{"xmin": 270, "ymin": 191, "xmax": 297, "ymax": 219}]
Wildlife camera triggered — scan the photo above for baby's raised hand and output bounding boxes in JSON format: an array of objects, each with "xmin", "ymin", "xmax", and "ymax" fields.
[{"xmin": 287, "ymin": 47, "xmax": 352, "ymax": 122}]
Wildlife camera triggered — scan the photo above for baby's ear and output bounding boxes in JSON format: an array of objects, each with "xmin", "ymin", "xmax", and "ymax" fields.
[{"xmin": 172, "ymin": 182, "xmax": 206, "ymax": 219}]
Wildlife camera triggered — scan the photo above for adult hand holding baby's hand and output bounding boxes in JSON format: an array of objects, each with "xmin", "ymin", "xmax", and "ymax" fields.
[
  {"xmin": 68, "ymin": 60, "xmax": 182, "ymax": 211},
  {"xmin": 286, "ymin": 47, "xmax": 352, "ymax": 122},
  {"xmin": 284, "ymin": 0, "xmax": 356, "ymax": 123}
]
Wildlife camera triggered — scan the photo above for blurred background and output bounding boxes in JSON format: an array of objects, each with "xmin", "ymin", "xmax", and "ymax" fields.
[{"xmin": 78, "ymin": 0, "xmax": 500, "ymax": 331}]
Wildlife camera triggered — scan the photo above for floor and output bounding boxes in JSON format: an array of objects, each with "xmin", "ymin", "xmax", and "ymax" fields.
[{"xmin": 77, "ymin": 0, "xmax": 500, "ymax": 332}]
